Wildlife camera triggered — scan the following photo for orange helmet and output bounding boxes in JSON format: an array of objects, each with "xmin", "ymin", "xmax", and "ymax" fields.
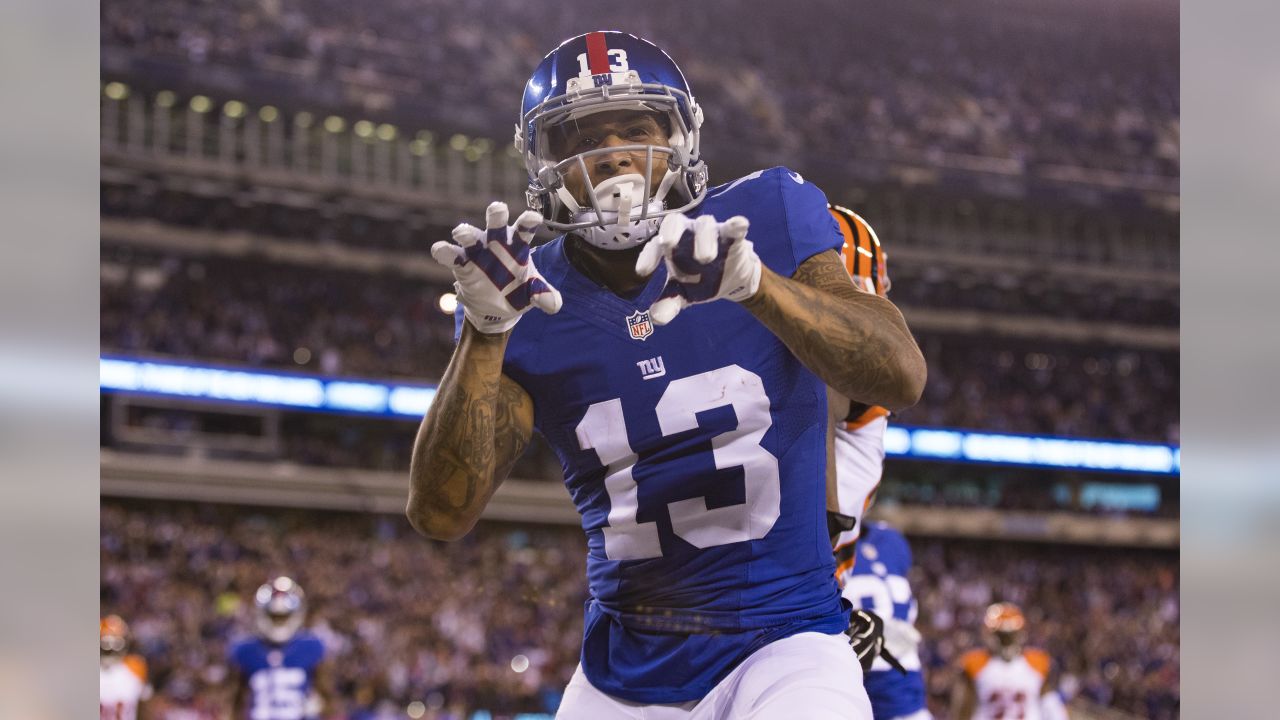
[
  {"xmin": 101, "ymin": 615, "xmax": 129, "ymax": 656},
  {"xmin": 983, "ymin": 602, "xmax": 1026, "ymax": 634},
  {"xmin": 829, "ymin": 204, "xmax": 890, "ymax": 297}
]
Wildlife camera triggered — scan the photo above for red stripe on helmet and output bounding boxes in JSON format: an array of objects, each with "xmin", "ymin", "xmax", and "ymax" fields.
[{"xmin": 585, "ymin": 32, "xmax": 611, "ymax": 75}]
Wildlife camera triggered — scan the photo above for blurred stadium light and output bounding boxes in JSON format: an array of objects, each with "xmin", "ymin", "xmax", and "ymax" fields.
[{"xmin": 100, "ymin": 356, "xmax": 1177, "ymax": 475}]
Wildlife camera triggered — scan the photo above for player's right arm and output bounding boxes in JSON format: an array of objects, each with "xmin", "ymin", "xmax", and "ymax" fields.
[
  {"xmin": 406, "ymin": 326, "xmax": 534, "ymax": 540},
  {"xmin": 407, "ymin": 202, "xmax": 558, "ymax": 540}
]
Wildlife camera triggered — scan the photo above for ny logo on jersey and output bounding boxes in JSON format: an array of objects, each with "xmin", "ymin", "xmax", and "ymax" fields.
[
  {"xmin": 626, "ymin": 310, "xmax": 654, "ymax": 340},
  {"xmin": 636, "ymin": 356, "xmax": 666, "ymax": 380}
]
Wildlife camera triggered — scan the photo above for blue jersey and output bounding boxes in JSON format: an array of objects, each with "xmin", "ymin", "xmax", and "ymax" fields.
[
  {"xmin": 840, "ymin": 523, "xmax": 928, "ymax": 719},
  {"xmin": 227, "ymin": 632, "xmax": 326, "ymax": 720},
  {"xmin": 488, "ymin": 167, "xmax": 848, "ymax": 702}
]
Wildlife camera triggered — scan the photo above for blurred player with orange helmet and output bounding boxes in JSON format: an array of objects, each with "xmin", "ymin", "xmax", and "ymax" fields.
[
  {"xmin": 100, "ymin": 615, "xmax": 153, "ymax": 720},
  {"xmin": 951, "ymin": 602, "xmax": 1068, "ymax": 720}
]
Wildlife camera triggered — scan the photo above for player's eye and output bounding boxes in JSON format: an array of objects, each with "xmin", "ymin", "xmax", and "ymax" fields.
[
  {"xmin": 626, "ymin": 125, "xmax": 654, "ymax": 140},
  {"xmin": 574, "ymin": 136, "xmax": 600, "ymax": 152}
]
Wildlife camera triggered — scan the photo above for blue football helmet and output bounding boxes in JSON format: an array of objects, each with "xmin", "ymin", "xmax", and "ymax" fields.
[
  {"xmin": 516, "ymin": 31, "xmax": 708, "ymax": 249},
  {"xmin": 254, "ymin": 576, "xmax": 306, "ymax": 644}
]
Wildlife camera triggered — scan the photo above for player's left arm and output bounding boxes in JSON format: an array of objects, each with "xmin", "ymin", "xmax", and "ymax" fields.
[
  {"xmin": 227, "ymin": 668, "xmax": 246, "ymax": 720},
  {"xmin": 312, "ymin": 660, "xmax": 337, "ymax": 719},
  {"xmin": 126, "ymin": 655, "xmax": 155, "ymax": 720},
  {"xmin": 1043, "ymin": 665, "xmax": 1059, "ymax": 697},
  {"xmin": 741, "ymin": 249, "xmax": 925, "ymax": 410}
]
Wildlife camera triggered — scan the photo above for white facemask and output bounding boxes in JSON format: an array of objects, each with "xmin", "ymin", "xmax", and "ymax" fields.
[{"xmin": 565, "ymin": 172, "xmax": 677, "ymax": 250}]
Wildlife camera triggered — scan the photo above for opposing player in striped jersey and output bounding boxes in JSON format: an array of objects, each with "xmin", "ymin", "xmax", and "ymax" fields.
[
  {"xmin": 100, "ymin": 615, "xmax": 153, "ymax": 720},
  {"xmin": 952, "ymin": 603, "xmax": 1068, "ymax": 720},
  {"xmin": 826, "ymin": 205, "xmax": 931, "ymax": 720}
]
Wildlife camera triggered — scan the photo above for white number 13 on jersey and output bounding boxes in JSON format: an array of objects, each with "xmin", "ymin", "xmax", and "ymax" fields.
[{"xmin": 574, "ymin": 365, "xmax": 781, "ymax": 560}]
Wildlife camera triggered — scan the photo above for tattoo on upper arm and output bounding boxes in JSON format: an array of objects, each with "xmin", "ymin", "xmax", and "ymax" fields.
[
  {"xmin": 744, "ymin": 250, "xmax": 909, "ymax": 405},
  {"xmin": 792, "ymin": 250, "xmax": 859, "ymax": 296}
]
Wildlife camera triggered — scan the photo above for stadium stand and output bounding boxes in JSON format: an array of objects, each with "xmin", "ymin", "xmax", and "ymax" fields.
[{"xmin": 101, "ymin": 500, "xmax": 1178, "ymax": 719}]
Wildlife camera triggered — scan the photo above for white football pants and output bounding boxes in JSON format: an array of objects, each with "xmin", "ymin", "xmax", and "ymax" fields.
[{"xmin": 556, "ymin": 631, "xmax": 873, "ymax": 720}]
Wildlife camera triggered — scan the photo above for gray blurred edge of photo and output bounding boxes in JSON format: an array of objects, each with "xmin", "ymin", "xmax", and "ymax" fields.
[
  {"xmin": 0, "ymin": 0, "xmax": 100, "ymax": 716},
  {"xmin": 1181, "ymin": 0, "xmax": 1280, "ymax": 716}
]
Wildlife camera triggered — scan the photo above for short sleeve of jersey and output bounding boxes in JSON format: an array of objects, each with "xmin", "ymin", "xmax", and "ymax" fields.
[
  {"xmin": 1024, "ymin": 648, "xmax": 1052, "ymax": 678},
  {"xmin": 124, "ymin": 655, "xmax": 148, "ymax": 682},
  {"xmin": 296, "ymin": 634, "xmax": 327, "ymax": 667},
  {"xmin": 960, "ymin": 649, "xmax": 990, "ymax": 679},
  {"xmin": 226, "ymin": 637, "xmax": 250, "ymax": 670},
  {"xmin": 774, "ymin": 167, "xmax": 843, "ymax": 270}
]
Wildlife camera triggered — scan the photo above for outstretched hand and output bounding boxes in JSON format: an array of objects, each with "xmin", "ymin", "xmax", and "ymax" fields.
[
  {"xmin": 431, "ymin": 202, "xmax": 563, "ymax": 334},
  {"xmin": 634, "ymin": 212, "xmax": 762, "ymax": 325}
]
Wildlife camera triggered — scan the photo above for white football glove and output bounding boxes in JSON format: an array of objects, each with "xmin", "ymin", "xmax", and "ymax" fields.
[
  {"xmin": 882, "ymin": 617, "xmax": 923, "ymax": 663},
  {"xmin": 634, "ymin": 213, "xmax": 762, "ymax": 326},
  {"xmin": 431, "ymin": 202, "xmax": 563, "ymax": 334}
]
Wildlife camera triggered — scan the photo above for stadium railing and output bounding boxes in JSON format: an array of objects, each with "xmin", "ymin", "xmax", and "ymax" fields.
[
  {"xmin": 100, "ymin": 86, "xmax": 1179, "ymax": 271},
  {"xmin": 99, "ymin": 448, "xmax": 1176, "ymax": 548}
]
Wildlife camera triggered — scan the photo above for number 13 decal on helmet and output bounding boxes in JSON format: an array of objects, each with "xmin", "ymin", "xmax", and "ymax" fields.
[{"xmin": 576, "ymin": 48, "xmax": 630, "ymax": 78}]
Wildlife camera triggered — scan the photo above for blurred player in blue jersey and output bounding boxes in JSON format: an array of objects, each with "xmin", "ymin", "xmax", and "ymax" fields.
[
  {"xmin": 410, "ymin": 30, "xmax": 926, "ymax": 719},
  {"xmin": 227, "ymin": 577, "xmax": 333, "ymax": 720},
  {"xmin": 827, "ymin": 205, "xmax": 932, "ymax": 720},
  {"xmin": 837, "ymin": 516, "xmax": 931, "ymax": 720}
]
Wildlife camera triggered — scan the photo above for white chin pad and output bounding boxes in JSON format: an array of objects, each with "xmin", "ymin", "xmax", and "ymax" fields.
[
  {"xmin": 572, "ymin": 173, "xmax": 668, "ymax": 250},
  {"xmin": 591, "ymin": 174, "xmax": 649, "ymax": 215}
]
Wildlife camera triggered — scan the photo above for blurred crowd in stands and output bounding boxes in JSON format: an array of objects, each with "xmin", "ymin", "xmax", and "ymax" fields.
[
  {"xmin": 907, "ymin": 333, "xmax": 1178, "ymax": 444},
  {"xmin": 100, "ymin": 0, "xmax": 1178, "ymax": 181},
  {"xmin": 101, "ymin": 501, "xmax": 1179, "ymax": 719},
  {"xmin": 101, "ymin": 183, "xmax": 1179, "ymax": 329},
  {"xmin": 100, "ymin": 246, "xmax": 1179, "ymax": 443},
  {"xmin": 888, "ymin": 264, "xmax": 1177, "ymax": 328}
]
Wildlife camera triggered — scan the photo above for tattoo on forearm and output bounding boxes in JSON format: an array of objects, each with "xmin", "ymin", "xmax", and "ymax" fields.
[
  {"xmin": 408, "ymin": 327, "xmax": 530, "ymax": 532},
  {"xmin": 742, "ymin": 250, "xmax": 922, "ymax": 407},
  {"xmin": 493, "ymin": 376, "xmax": 533, "ymax": 477}
]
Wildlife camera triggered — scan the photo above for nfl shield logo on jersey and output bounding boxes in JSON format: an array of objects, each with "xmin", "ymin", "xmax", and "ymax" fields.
[{"xmin": 626, "ymin": 310, "xmax": 654, "ymax": 341}]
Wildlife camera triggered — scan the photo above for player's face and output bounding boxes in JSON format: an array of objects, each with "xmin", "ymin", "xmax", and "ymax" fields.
[
  {"xmin": 989, "ymin": 628, "xmax": 1024, "ymax": 656},
  {"xmin": 100, "ymin": 636, "xmax": 125, "ymax": 664},
  {"xmin": 548, "ymin": 110, "xmax": 672, "ymax": 205}
]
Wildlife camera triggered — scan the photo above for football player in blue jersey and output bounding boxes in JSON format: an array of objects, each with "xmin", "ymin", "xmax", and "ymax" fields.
[
  {"xmin": 837, "ymin": 511, "xmax": 932, "ymax": 720},
  {"xmin": 410, "ymin": 30, "xmax": 926, "ymax": 720},
  {"xmin": 226, "ymin": 577, "xmax": 333, "ymax": 720}
]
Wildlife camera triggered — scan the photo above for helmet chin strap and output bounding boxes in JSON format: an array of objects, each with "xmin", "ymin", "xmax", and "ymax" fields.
[{"xmin": 561, "ymin": 171, "xmax": 680, "ymax": 250}]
